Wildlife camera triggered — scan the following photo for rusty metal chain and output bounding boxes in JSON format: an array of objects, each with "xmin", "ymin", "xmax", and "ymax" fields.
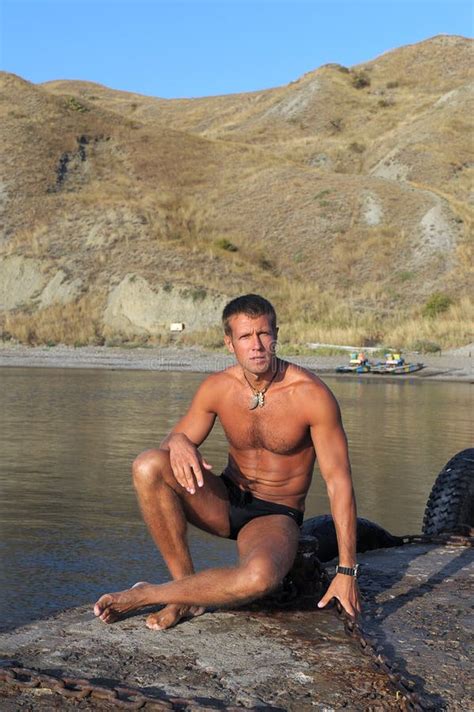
[
  {"xmin": 400, "ymin": 529, "xmax": 474, "ymax": 547},
  {"xmin": 0, "ymin": 530, "xmax": 472, "ymax": 709},
  {"xmin": 0, "ymin": 663, "xmax": 178, "ymax": 709},
  {"xmin": 331, "ymin": 603, "xmax": 426, "ymax": 711},
  {"xmin": 0, "ymin": 660, "xmax": 251, "ymax": 710}
]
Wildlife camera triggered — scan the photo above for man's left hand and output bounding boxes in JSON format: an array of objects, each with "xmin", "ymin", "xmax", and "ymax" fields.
[{"xmin": 317, "ymin": 574, "xmax": 362, "ymax": 619}]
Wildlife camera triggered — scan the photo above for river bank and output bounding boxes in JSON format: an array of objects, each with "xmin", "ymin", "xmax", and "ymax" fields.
[{"xmin": 0, "ymin": 343, "xmax": 472, "ymax": 382}]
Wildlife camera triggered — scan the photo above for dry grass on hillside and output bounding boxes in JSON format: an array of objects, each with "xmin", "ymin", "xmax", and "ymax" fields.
[
  {"xmin": 44, "ymin": 37, "xmax": 473, "ymax": 200},
  {"xmin": 2, "ymin": 276, "xmax": 471, "ymax": 352},
  {"xmin": 1, "ymin": 36, "xmax": 473, "ymax": 349},
  {"xmin": 2, "ymin": 293, "xmax": 107, "ymax": 346}
]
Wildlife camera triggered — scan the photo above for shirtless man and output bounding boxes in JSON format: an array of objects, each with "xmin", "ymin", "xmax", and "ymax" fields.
[{"xmin": 94, "ymin": 294, "xmax": 361, "ymax": 629}]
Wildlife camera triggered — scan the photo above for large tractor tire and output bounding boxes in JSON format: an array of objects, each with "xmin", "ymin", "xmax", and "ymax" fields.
[
  {"xmin": 422, "ymin": 448, "xmax": 474, "ymax": 535},
  {"xmin": 301, "ymin": 514, "xmax": 403, "ymax": 562}
]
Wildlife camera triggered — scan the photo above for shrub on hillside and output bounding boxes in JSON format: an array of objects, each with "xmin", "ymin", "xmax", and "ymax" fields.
[
  {"xmin": 349, "ymin": 142, "xmax": 366, "ymax": 154},
  {"xmin": 351, "ymin": 72, "xmax": 371, "ymax": 89},
  {"xmin": 329, "ymin": 118, "xmax": 343, "ymax": 132},
  {"xmin": 188, "ymin": 287, "xmax": 207, "ymax": 302},
  {"xmin": 397, "ymin": 271, "xmax": 415, "ymax": 282},
  {"xmin": 215, "ymin": 237, "xmax": 238, "ymax": 252},
  {"xmin": 66, "ymin": 96, "xmax": 88, "ymax": 113},
  {"xmin": 378, "ymin": 97, "xmax": 396, "ymax": 108},
  {"xmin": 422, "ymin": 293, "xmax": 453, "ymax": 318}
]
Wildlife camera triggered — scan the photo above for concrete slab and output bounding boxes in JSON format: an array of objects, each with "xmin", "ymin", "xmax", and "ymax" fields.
[
  {"xmin": 0, "ymin": 604, "xmax": 396, "ymax": 710},
  {"xmin": 360, "ymin": 543, "xmax": 473, "ymax": 711},
  {"xmin": 0, "ymin": 542, "xmax": 472, "ymax": 710}
]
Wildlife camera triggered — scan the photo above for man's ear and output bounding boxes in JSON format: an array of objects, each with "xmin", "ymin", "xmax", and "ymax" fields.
[{"xmin": 224, "ymin": 334, "xmax": 235, "ymax": 353}]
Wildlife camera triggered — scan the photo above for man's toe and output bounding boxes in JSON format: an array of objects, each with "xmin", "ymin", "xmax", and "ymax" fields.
[
  {"xmin": 146, "ymin": 621, "xmax": 161, "ymax": 631},
  {"xmin": 94, "ymin": 594, "xmax": 112, "ymax": 617}
]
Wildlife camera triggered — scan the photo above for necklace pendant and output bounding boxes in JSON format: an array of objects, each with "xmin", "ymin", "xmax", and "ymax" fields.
[
  {"xmin": 258, "ymin": 392, "xmax": 265, "ymax": 407},
  {"xmin": 249, "ymin": 394, "xmax": 260, "ymax": 410}
]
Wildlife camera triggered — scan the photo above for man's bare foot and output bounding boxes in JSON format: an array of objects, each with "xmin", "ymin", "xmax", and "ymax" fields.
[
  {"xmin": 146, "ymin": 604, "xmax": 205, "ymax": 631},
  {"xmin": 94, "ymin": 581, "xmax": 150, "ymax": 624}
]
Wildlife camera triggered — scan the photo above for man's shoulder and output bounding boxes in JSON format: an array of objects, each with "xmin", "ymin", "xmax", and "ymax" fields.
[
  {"xmin": 198, "ymin": 366, "xmax": 238, "ymax": 392},
  {"xmin": 284, "ymin": 362, "xmax": 338, "ymax": 414},
  {"xmin": 285, "ymin": 362, "xmax": 330, "ymax": 392},
  {"xmin": 190, "ymin": 368, "xmax": 237, "ymax": 413}
]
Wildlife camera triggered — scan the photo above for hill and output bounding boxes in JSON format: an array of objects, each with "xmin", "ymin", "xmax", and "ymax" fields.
[{"xmin": 0, "ymin": 34, "xmax": 472, "ymax": 349}]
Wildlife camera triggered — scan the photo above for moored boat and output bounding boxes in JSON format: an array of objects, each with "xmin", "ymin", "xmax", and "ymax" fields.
[
  {"xmin": 335, "ymin": 351, "xmax": 371, "ymax": 373},
  {"xmin": 370, "ymin": 361, "xmax": 424, "ymax": 374},
  {"xmin": 336, "ymin": 351, "xmax": 424, "ymax": 374},
  {"xmin": 369, "ymin": 352, "xmax": 424, "ymax": 374}
]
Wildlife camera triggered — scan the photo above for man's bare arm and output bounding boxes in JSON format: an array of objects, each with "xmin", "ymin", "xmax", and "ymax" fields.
[
  {"xmin": 306, "ymin": 380, "xmax": 361, "ymax": 617},
  {"xmin": 160, "ymin": 375, "xmax": 218, "ymax": 493}
]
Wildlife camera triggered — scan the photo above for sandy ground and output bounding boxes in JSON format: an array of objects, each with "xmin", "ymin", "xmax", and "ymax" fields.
[{"xmin": 0, "ymin": 342, "xmax": 472, "ymax": 382}]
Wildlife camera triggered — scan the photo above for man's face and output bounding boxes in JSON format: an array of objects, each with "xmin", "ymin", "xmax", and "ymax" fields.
[{"xmin": 224, "ymin": 313, "xmax": 278, "ymax": 374}]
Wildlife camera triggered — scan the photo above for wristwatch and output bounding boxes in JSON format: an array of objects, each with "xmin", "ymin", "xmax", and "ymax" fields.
[{"xmin": 335, "ymin": 564, "xmax": 360, "ymax": 577}]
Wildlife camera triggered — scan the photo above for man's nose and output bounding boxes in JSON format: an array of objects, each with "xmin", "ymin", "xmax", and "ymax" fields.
[{"xmin": 251, "ymin": 334, "xmax": 264, "ymax": 350}]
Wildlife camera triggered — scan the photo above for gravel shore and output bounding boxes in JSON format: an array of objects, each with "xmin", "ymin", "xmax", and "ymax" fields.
[{"xmin": 0, "ymin": 343, "xmax": 472, "ymax": 382}]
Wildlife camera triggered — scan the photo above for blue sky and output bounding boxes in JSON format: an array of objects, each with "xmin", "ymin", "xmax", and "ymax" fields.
[{"xmin": 1, "ymin": 1, "xmax": 472, "ymax": 98}]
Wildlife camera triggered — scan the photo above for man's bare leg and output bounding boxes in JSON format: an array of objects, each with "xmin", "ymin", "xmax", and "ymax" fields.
[
  {"xmin": 128, "ymin": 448, "xmax": 231, "ymax": 629},
  {"xmin": 94, "ymin": 515, "xmax": 300, "ymax": 625}
]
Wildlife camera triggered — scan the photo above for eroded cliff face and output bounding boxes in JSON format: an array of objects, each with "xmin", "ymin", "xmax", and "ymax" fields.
[
  {"xmin": 0, "ymin": 256, "xmax": 46, "ymax": 310},
  {"xmin": 0, "ymin": 257, "xmax": 84, "ymax": 311},
  {"xmin": 0, "ymin": 255, "xmax": 226, "ymax": 342},
  {"xmin": 103, "ymin": 275, "xmax": 226, "ymax": 338}
]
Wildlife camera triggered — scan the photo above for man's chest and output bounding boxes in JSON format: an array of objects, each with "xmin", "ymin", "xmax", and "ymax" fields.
[{"xmin": 217, "ymin": 390, "xmax": 310, "ymax": 455}]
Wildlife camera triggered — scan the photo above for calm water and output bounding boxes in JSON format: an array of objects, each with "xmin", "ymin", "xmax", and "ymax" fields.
[{"xmin": 0, "ymin": 367, "xmax": 472, "ymax": 631}]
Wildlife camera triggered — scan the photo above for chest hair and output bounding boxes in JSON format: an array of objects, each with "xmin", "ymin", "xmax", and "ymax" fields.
[{"xmin": 220, "ymin": 390, "xmax": 308, "ymax": 455}]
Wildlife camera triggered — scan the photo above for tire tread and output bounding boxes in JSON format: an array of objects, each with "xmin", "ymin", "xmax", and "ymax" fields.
[{"xmin": 422, "ymin": 449, "xmax": 474, "ymax": 535}]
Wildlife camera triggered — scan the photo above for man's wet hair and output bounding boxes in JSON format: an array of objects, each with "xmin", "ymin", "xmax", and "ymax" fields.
[{"xmin": 222, "ymin": 294, "xmax": 277, "ymax": 336}]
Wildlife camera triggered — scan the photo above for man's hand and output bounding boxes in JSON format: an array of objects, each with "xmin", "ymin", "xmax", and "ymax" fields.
[
  {"xmin": 168, "ymin": 433, "xmax": 212, "ymax": 494},
  {"xmin": 317, "ymin": 574, "xmax": 362, "ymax": 619}
]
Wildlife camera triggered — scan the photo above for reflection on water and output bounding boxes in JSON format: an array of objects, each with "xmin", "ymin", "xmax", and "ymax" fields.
[{"xmin": 0, "ymin": 367, "xmax": 472, "ymax": 631}]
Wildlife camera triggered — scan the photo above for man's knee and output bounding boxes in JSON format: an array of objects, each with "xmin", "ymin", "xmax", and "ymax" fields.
[
  {"xmin": 132, "ymin": 448, "xmax": 171, "ymax": 488},
  {"xmin": 240, "ymin": 557, "xmax": 281, "ymax": 598}
]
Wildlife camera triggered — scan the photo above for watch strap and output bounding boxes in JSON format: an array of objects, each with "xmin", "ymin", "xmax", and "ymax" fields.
[{"xmin": 336, "ymin": 564, "xmax": 359, "ymax": 577}]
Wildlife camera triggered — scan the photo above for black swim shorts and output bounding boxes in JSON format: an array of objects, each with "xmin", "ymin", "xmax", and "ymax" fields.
[{"xmin": 221, "ymin": 473, "xmax": 304, "ymax": 540}]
